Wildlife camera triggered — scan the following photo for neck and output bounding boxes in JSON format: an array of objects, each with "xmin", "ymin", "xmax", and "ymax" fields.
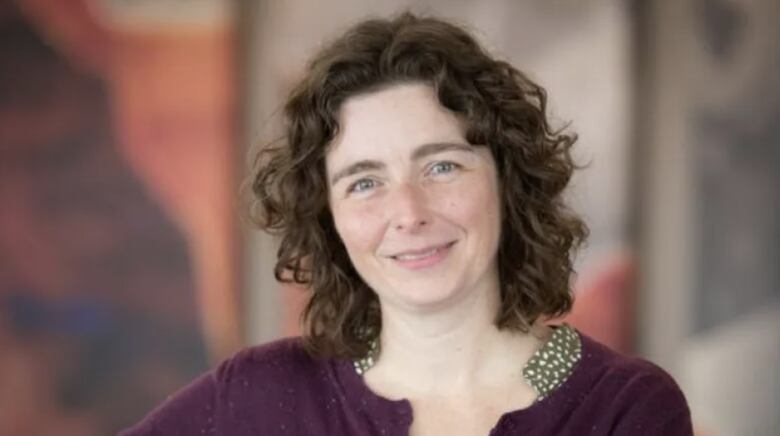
[{"xmin": 364, "ymin": 278, "xmax": 549, "ymax": 397}]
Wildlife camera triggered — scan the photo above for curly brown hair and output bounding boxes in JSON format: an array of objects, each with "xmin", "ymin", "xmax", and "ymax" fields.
[{"xmin": 249, "ymin": 12, "xmax": 588, "ymax": 359}]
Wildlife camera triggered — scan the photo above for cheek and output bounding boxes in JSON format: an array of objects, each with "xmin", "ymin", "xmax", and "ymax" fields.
[
  {"xmin": 331, "ymin": 203, "xmax": 385, "ymax": 256},
  {"xmin": 438, "ymin": 176, "xmax": 501, "ymax": 233}
]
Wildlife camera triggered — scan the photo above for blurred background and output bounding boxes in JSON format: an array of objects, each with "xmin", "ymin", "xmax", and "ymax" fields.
[{"xmin": 0, "ymin": 0, "xmax": 777, "ymax": 435}]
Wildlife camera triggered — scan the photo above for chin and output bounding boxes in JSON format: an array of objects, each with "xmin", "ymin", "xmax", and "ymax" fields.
[{"xmin": 379, "ymin": 279, "xmax": 468, "ymax": 311}]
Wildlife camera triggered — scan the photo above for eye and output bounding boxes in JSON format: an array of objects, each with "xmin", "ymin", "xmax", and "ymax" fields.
[
  {"xmin": 347, "ymin": 178, "xmax": 378, "ymax": 194},
  {"xmin": 428, "ymin": 161, "xmax": 460, "ymax": 176}
]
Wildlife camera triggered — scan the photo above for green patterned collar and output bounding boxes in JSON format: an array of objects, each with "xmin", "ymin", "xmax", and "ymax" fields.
[
  {"xmin": 354, "ymin": 324, "xmax": 581, "ymax": 401},
  {"xmin": 522, "ymin": 324, "xmax": 581, "ymax": 400}
]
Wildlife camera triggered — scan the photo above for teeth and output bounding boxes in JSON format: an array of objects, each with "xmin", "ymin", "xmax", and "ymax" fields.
[{"xmin": 395, "ymin": 247, "xmax": 439, "ymax": 261}]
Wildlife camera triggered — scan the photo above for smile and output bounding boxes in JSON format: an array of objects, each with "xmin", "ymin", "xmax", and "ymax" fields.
[{"xmin": 389, "ymin": 241, "xmax": 457, "ymax": 269}]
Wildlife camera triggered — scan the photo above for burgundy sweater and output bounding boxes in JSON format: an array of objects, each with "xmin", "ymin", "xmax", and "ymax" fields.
[{"xmin": 119, "ymin": 333, "xmax": 692, "ymax": 435}]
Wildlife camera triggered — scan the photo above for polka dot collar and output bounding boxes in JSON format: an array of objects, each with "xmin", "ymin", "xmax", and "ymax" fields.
[
  {"xmin": 354, "ymin": 324, "xmax": 582, "ymax": 401},
  {"xmin": 522, "ymin": 324, "xmax": 581, "ymax": 400}
]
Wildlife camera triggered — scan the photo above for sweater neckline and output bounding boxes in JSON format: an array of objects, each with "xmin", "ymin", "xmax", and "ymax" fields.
[{"xmin": 333, "ymin": 325, "xmax": 590, "ymax": 430}]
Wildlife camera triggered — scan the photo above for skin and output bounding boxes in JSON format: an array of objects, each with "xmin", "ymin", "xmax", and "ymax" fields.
[{"xmin": 326, "ymin": 83, "xmax": 550, "ymax": 436}]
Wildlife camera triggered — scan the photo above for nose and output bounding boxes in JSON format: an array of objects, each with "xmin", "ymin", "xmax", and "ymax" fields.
[{"xmin": 389, "ymin": 183, "xmax": 430, "ymax": 232}]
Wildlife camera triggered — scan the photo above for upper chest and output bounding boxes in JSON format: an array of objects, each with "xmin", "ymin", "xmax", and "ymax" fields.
[{"xmin": 406, "ymin": 382, "xmax": 537, "ymax": 436}]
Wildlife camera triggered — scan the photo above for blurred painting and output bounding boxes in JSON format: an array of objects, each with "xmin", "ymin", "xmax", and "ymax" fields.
[{"xmin": 0, "ymin": 0, "xmax": 240, "ymax": 434}]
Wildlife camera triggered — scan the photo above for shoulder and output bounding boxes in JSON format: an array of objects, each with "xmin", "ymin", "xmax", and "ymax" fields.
[
  {"xmin": 571, "ymin": 333, "xmax": 693, "ymax": 435},
  {"xmin": 119, "ymin": 337, "xmax": 331, "ymax": 435},
  {"xmin": 215, "ymin": 336, "xmax": 319, "ymax": 384},
  {"xmin": 212, "ymin": 336, "xmax": 335, "ymax": 411},
  {"xmin": 578, "ymin": 334, "xmax": 686, "ymax": 400}
]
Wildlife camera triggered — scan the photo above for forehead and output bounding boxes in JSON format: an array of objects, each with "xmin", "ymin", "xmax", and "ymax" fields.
[{"xmin": 325, "ymin": 83, "xmax": 467, "ymax": 165}]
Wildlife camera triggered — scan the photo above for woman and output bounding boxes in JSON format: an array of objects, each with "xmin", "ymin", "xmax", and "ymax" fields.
[{"xmin": 120, "ymin": 13, "xmax": 692, "ymax": 436}]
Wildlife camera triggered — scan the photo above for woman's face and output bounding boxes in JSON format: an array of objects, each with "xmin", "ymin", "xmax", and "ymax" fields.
[{"xmin": 326, "ymin": 83, "xmax": 502, "ymax": 311}]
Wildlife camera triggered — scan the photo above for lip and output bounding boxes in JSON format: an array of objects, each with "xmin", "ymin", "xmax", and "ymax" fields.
[{"xmin": 387, "ymin": 241, "xmax": 457, "ymax": 270}]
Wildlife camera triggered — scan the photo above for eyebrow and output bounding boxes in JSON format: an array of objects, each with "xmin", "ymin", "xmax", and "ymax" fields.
[
  {"xmin": 329, "ymin": 160, "xmax": 386, "ymax": 186},
  {"xmin": 411, "ymin": 142, "xmax": 474, "ymax": 161},
  {"xmin": 329, "ymin": 142, "xmax": 475, "ymax": 186}
]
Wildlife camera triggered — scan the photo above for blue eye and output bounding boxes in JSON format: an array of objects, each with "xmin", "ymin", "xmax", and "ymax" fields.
[
  {"xmin": 347, "ymin": 178, "xmax": 377, "ymax": 194},
  {"xmin": 429, "ymin": 161, "xmax": 459, "ymax": 175}
]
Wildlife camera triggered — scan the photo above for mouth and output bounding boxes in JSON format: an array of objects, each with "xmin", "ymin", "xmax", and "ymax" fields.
[{"xmin": 388, "ymin": 241, "xmax": 457, "ymax": 269}]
